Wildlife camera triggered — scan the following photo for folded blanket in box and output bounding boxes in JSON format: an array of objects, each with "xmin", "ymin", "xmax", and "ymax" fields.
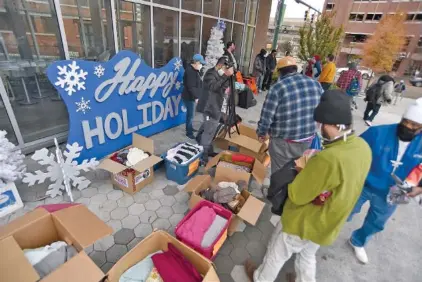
[
  {"xmin": 119, "ymin": 251, "xmax": 163, "ymax": 282},
  {"xmin": 177, "ymin": 206, "xmax": 216, "ymax": 246},
  {"xmin": 166, "ymin": 143, "xmax": 203, "ymax": 164},
  {"xmin": 218, "ymin": 161, "xmax": 251, "ymax": 173},
  {"xmin": 201, "ymin": 215, "xmax": 228, "ymax": 248}
]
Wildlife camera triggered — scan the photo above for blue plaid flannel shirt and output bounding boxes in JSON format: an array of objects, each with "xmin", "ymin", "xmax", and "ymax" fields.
[{"xmin": 257, "ymin": 73, "xmax": 323, "ymax": 140}]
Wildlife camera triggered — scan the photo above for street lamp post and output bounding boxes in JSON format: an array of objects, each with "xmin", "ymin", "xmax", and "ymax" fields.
[{"xmin": 294, "ymin": 0, "xmax": 322, "ymax": 15}]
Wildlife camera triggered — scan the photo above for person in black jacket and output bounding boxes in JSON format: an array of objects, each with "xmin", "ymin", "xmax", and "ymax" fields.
[
  {"xmin": 197, "ymin": 56, "xmax": 234, "ymax": 162},
  {"xmin": 182, "ymin": 54, "xmax": 205, "ymax": 139},
  {"xmin": 224, "ymin": 41, "xmax": 238, "ymax": 72},
  {"xmin": 263, "ymin": 49, "xmax": 277, "ymax": 91}
]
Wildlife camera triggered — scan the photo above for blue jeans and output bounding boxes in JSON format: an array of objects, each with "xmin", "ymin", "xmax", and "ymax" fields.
[
  {"xmin": 257, "ymin": 74, "xmax": 264, "ymax": 90},
  {"xmin": 184, "ymin": 100, "xmax": 196, "ymax": 136},
  {"xmin": 348, "ymin": 187, "xmax": 397, "ymax": 247}
]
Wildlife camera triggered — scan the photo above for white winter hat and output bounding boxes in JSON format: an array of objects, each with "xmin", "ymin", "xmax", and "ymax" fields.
[{"xmin": 403, "ymin": 98, "xmax": 422, "ymax": 124}]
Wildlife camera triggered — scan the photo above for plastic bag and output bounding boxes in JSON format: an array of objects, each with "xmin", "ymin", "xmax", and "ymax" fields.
[{"xmin": 309, "ymin": 134, "xmax": 323, "ymax": 150}]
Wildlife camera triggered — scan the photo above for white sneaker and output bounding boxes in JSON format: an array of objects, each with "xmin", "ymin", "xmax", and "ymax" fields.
[
  {"xmin": 364, "ymin": 120, "xmax": 372, "ymax": 127},
  {"xmin": 349, "ymin": 239, "xmax": 369, "ymax": 264}
]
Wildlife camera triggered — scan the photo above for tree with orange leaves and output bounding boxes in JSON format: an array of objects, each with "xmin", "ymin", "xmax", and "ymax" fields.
[{"xmin": 362, "ymin": 13, "xmax": 407, "ymax": 73}]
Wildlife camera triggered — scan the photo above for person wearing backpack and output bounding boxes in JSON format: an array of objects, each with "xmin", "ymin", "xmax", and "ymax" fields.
[{"xmin": 363, "ymin": 75, "xmax": 394, "ymax": 126}]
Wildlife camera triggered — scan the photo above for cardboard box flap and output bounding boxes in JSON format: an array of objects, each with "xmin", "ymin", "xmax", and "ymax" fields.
[
  {"xmin": 252, "ymin": 159, "xmax": 266, "ymax": 184},
  {"xmin": 236, "ymin": 195, "xmax": 265, "ymax": 226},
  {"xmin": 133, "ymin": 133, "xmax": 154, "ymax": 154},
  {"xmin": 238, "ymin": 124, "xmax": 258, "ymax": 139},
  {"xmin": 226, "ymin": 134, "xmax": 262, "ymax": 153},
  {"xmin": 132, "ymin": 155, "xmax": 162, "ymax": 173},
  {"xmin": 52, "ymin": 205, "xmax": 113, "ymax": 248},
  {"xmin": 0, "ymin": 207, "xmax": 49, "ymax": 240},
  {"xmin": 42, "ymin": 252, "xmax": 105, "ymax": 282},
  {"xmin": 204, "ymin": 151, "xmax": 225, "ymax": 172},
  {"xmin": 0, "ymin": 236, "xmax": 40, "ymax": 282},
  {"xmin": 97, "ymin": 158, "xmax": 127, "ymax": 174},
  {"xmin": 184, "ymin": 175, "xmax": 211, "ymax": 193},
  {"xmin": 214, "ymin": 165, "xmax": 251, "ymax": 183}
]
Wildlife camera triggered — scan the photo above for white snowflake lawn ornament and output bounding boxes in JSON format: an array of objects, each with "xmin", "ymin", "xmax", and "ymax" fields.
[
  {"xmin": 55, "ymin": 61, "xmax": 88, "ymax": 96},
  {"xmin": 175, "ymin": 81, "xmax": 181, "ymax": 90},
  {"xmin": 22, "ymin": 141, "xmax": 98, "ymax": 199},
  {"xmin": 0, "ymin": 130, "xmax": 26, "ymax": 187},
  {"xmin": 94, "ymin": 65, "xmax": 105, "ymax": 78},
  {"xmin": 174, "ymin": 59, "xmax": 182, "ymax": 71},
  {"xmin": 75, "ymin": 97, "xmax": 91, "ymax": 114}
]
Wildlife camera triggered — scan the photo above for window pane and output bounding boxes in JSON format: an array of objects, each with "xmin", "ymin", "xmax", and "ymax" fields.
[
  {"xmin": 204, "ymin": 0, "xmax": 219, "ymax": 17},
  {"xmin": 234, "ymin": 0, "xmax": 246, "ymax": 22},
  {"xmin": 60, "ymin": 0, "xmax": 115, "ymax": 59},
  {"xmin": 153, "ymin": 0, "xmax": 179, "ymax": 8},
  {"xmin": 116, "ymin": 2, "xmax": 152, "ymax": 66},
  {"xmin": 201, "ymin": 17, "xmax": 218, "ymax": 56},
  {"xmin": 242, "ymin": 27, "xmax": 254, "ymax": 74},
  {"xmin": 232, "ymin": 23, "xmax": 243, "ymax": 62},
  {"xmin": 153, "ymin": 8, "xmax": 179, "ymax": 68},
  {"xmin": 182, "ymin": 0, "xmax": 201, "ymax": 12},
  {"xmin": 181, "ymin": 13, "xmax": 201, "ymax": 68},
  {"xmin": 247, "ymin": 0, "xmax": 258, "ymax": 25},
  {"xmin": 224, "ymin": 23, "xmax": 233, "ymax": 46},
  {"xmin": 0, "ymin": 0, "xmax": 69, "ymax": 143},
  {"xmin": 0, "ymin": 94, "xmax": 18, "ymax": 145},
  {"xmin": 220, "ymin": 0, "xmax": 234, "ymax": 20}
]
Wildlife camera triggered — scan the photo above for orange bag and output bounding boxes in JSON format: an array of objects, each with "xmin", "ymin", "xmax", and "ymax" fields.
[
  {"xmin": 243, "ymin": 77, "xmax": 257, "ymax": 95},
  {"xmin": 236, "ymin": 71, "xmax": 243, "ymax": 83}
]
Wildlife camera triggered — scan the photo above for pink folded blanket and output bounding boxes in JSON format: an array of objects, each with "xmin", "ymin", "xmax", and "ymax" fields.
[{"xmin": 177, "ymin": 206, "xmax": 216, "ymax": 246}]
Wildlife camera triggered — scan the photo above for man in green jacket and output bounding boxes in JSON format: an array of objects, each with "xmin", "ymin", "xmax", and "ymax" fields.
[{"xmin": 245, "ymin": 90, "xmax": 372, "ymax": 282}]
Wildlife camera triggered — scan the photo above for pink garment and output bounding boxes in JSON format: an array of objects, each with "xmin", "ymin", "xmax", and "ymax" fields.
[
  {"xmin": 38, "ymin": 203, "xmax": 80, "ymax": 213},
  {"xmin": 152, "ymin": 243, "xmax": 202, "ymax": 282},
  {"xmin": 177, "ymin": 206, "xmax": 216, "ymax": 246}
]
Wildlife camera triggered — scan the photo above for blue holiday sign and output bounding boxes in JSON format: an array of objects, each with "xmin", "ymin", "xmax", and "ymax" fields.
[{"xmin": 46, "ymin": 50, "xmax": 185, "ymax": 162}]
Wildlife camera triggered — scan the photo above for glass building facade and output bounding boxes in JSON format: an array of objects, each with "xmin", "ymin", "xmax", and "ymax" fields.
[{"xmin": 0, "ymin": 0, "xmax": 259, "ymax": 151}]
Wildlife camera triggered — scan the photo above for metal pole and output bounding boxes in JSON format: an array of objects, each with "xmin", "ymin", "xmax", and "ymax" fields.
[
  {"xmin": 294, "ymin": 0, "xmax": 321, "ymax": 15},
  {"xmin": 272, "ymin": 0, "xmax": 285, "ymax": 50}
]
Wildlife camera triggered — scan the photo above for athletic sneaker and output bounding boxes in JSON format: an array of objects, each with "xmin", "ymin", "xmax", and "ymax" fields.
[{"xmin": 364, "ymin": 120, "xmax": 372, "ymax": 127}]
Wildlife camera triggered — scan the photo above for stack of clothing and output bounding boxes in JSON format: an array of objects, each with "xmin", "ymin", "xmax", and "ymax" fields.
[
  {"xmin": 217, "ymin": 153, "xmax": 254, "ymax": 173},
  {"xmin": 23, "ymin": 241, "xmax": 77, "ymax": 279},
  {"xmin": 166, "ymin": 143, "xmax": 203, "ymax": 165},
  {"xmin": 177, "ymin": 206, "xmax": 228, "ymax": 249},
  {"xmin": 110, "ymin": 147, "xmax": 151, "ymax": 175},
  {"xmin": 119, "ymin": 244, "xmax": 202, "ymax": 282},
  {"xmin": 200, "ymin": 181, "xmax": 248, "ymax": 214},
  {"xmin": 387, "ymin": 163, "xmax": 422, "ymax": 206}
]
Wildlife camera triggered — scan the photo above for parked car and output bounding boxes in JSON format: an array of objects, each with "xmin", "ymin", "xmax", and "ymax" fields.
[
  {"xmin": 410, "ymin": 76, "xmax": 422, "ymax": 87},
  {"xmin": 336, "ymin": 66, "xmax": 373, "ymax": 80}
]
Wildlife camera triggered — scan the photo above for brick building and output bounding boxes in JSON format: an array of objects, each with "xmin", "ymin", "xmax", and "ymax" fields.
[{"xmin": 323, "ymin": 0, "xmax": 422, "ymax": 75}]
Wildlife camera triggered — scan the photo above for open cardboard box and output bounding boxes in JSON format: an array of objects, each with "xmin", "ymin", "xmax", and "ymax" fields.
[
  {"xmin": 104, "ymin": 230, "xmax": 219, "ymax": 282},
  {"xmin": 0, "ymin": 205, "xmax": 113, "ymax": 282},
  {"xmin": 98, "ymin": 134, "xmax": 162, "ymax": 194},
  {"xmin": 184, "ymin": 166, "xmax": 266, "ymax": 236},
  {"xmin": 214, "ymin": 124, "xmax": 270, "ymax": 166},
  {"xmin": 205, "ymin": 150, "xmax": 266, "ymax": 185}
]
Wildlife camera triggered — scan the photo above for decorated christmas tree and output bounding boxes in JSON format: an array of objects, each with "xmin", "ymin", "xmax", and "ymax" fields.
[
  {"xmin": 0, "ymin": 131, "xmax": 26, "ymax": 187},
  {"xmin": 203, "ymin": 20, "xmax": 226, "ymax": 75}
]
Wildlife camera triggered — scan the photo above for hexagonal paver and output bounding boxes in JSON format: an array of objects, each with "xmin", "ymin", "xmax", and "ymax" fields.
[
  {"xmin": 110, "ymin": 207, "xmax": 129, "ymax": 220},
  {"xmin": 84, "ymin": 245, "xmax": 93, "ymax": 255},
  {"xmin": 159, "ymin": 195, "xmax": 176, "ymax": 207},
  {"xmin": 108, "ymin": 190, "xmax": 123, "ymax": 201},
  {"xmin": 149, "ymin": 189, "xmax": 164, "ymax": 200},
  {"xmin": 128, "ymin": 203, "xmax": 146, "ymax": 216},
  {"xmin": 101, "ymin": 262, "xmax": 114, "ymax": 273},
  {"xmin": 174, "ymin": 192, "xmax": 190, "ymax": 203},
  {"xmin": 244, "ymin": 226, "xmax": 263, "ymax": 241},
  {"xmin": 128, "ymin": 237, "xmax": 143, "ymax": 251},
  {"xmin": 133, "ymin": 193, "xmax": 150, "ymax": 204},
  {"xmin": 94, "ymin": 235, "xmax": 114, "ymax": 251},
  {"xmin": 98, "ymin": 183, "xmax": 114, "ymax": 194},
  {"xmin": 117, "ymin": 195, "xmax": 134, "ymax": 207},
  {"xmin": 122, "ymin": 215, "xmax": 140, "ymax": 229},
  {"xmin": 100, "ymin": 199, "xmax": 118, "ymax": 212},
  {"xmin": 114, "ymin": 228, "xmax": 135, "ymax": 245},
  {"xmin": 145, "ymin": 199, "xmax": 160, "ymax": 211},
  {"xmin": 75, "ymin": 197, "xmax": 90, "ymax": 206},
  {"xmin": 90, "ymin": 194, "xmax": 107, "ymax": 205},
  {"xmin": 169, "ymin": 214, "xmax": 184, "ymax": 226},
  {"xmin": 89, "ymin": 251, "xmax": 106, "ymax": 267},
  {"xmin": 152, "ymin": 218, "xmax": 171, "ymax": 230},
  {"xmin": 81, "ymin": 187, "xmax": 98, "ymax": 198},
  {"xmin": 218, "ymin": 274, "xmax": 235, "ymax": 282},
  {"xmin": 214, "ymin": 254, "xmax": 235, "ymax": 275},
  {"xmin": 107, "ymin": 219, "xmax": 122, "ymax": 233},
  {"xmin": 134, "ymin": 223, "xmax": 153, "ymax": 238},
  {"xmin": 270, "ymin": 215, "xmax": 280, "ymax": 227},
  {"xmin": 172, "ymin": 202, "xmax": 188, "ymax": 214},
  {"xmin": 246, "ymin": 241, "xmax": 266, "ymax": 260},
  {"xmin": 219, "ymin": 240, "xmax": 234, "ymax": 256},
  {"xmin": 229, "ymin": 232, "xmax": 248, "ymax": 248},
  {"xmin": 163, "ymin": 185, "xmax": 179, "ymax": 196},
  {"xmin": 230, "ymin": 265, "xmax": 250, "ymax": 282},
  {"xmin": 156, "ymin": 206, "xmax": 173, "ymax": 219},
  {"xmin": 230, "ymin": 247, "xmax": 250, "ymax": 264},
  {"xmin": 139, "ymin": 210, "xmax": 157, "ymax": 224},
  {"xmin": 256, "ymin": 220, "xmax": 275, "ymax": 242},
  {"xmin": 106, "ymin": 244, "xmax": 127, "ymax": 263},
  {"xmin": 236, "ymin": 222, "xmax": 246, "ymax": 232}
]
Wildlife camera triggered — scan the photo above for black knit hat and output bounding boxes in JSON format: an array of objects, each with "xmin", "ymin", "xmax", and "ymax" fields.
[{"xmin": 314, "ymin": 89, "xmax": 352, "ymax": 125}]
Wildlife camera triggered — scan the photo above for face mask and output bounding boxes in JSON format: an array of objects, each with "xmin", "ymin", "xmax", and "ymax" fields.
[
  {"xmin": 218, "ymin": 68, "xmax": 225, "ymax": 76},
  {"xmin": 197, "ymin": 64, "xmax": 203, "ymax": 71},
  {"xmin": 397, "ymin": 123, "xmax": 418, "ymax": 142}
]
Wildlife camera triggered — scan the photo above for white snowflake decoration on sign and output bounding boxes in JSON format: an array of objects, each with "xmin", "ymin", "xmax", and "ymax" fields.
[
  {"xmin": 94, "ymin": 65, "xmax": 105, "ymax": 78},
  {"xmin": 55, "ymin": 61, "xmax": 88, "ymax": 96},
  {"xmin": 175, "ymin": 81, "xmax": 181, "ymax": 90},
  {"xmin": 22, "ymin": 142, "xmax": 98, "ymax": 198},
  {"xmin": 75, "ymin": 97, "xmax": 91, "ymax": 114},
  {"xmin": 174, "ymin": 59, "xmax": 182, "ymax": 71}
]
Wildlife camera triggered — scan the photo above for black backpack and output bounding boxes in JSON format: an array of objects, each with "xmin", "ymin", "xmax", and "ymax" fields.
[{"xmin": 365, "ymin": 82, "xmax": 383, "ymax": 104}]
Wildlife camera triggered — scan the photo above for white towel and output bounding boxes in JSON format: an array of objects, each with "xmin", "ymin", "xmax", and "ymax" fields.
[
  {"xmin": 201, "ymin": 215, "xmax": 228, "ymax": 248},
  {"xmin": 23, "ymin": 241, "xmax": 67, "ymax": 265}
]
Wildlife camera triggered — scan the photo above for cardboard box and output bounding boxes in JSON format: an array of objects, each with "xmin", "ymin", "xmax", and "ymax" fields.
[
  {"xmin": 105, "ymin": 230, "xmax": 219, "ymax": 282},
  {"xmin": 184, "ymin": 166, "xmax": 266, "ymax": 236},
  {"xmin": 0, "ymin": 205, "xmax": 113, "ymax": 282},
  {"xmin": 98, "ymin": 134, "xmax": 162, "ymax": 194},
  {"xmin": 205, "ymin": 150, "xmax": 266, "ymax": 185},
  {"xmin": 214, "ymin": 124, "xmax": 270, "ymax": 166}
]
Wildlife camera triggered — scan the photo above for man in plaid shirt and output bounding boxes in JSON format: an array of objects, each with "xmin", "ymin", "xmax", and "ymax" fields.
[
  {"xmin": 336, "ymin": 62, "xmax": 362, "ymax": 91},
  {"xmin": 257, "ymin": 57, "xmax": 324, "ymax": 174}
]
